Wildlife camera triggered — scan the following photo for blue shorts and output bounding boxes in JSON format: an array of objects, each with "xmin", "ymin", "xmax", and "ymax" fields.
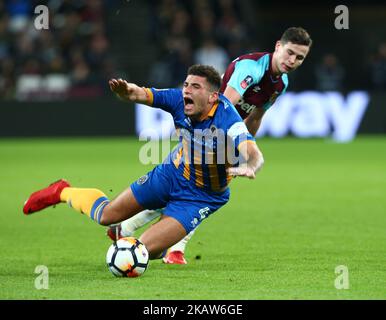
[{"xmin": 130, "ymin": 163, "xmax": 230, "ymax": 233}]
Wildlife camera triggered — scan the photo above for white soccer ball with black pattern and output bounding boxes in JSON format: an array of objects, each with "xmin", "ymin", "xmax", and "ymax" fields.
[{"xmin": 106, "ymin": 237, "xmax": 149, "ymax": 277}]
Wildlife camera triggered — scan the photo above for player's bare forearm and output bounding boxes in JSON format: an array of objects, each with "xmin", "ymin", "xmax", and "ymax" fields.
[
  {"xmin": 244, "ymin": 108, "xmax": 265, "ymax": 136},
  {"xmin": 245, "ymin": 142, "xmax": 264, "ymax": 177},
  {"xmin": 228, "ymin": 141, "xmax": 264, "ymax": 179},
  {"xmin": 223, "ymin": 85, "xmax": 242, "ymax": 106},
  {"xmin": 244, "ymin": 117, "xmax": 261, "ymax": 136},
  {"xmin": 109, "ymin": 78, "xmax": 151, "ymax": 105}
]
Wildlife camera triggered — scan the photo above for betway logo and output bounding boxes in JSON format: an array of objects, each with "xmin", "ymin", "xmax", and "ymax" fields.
[
  {"xmin": 238, "ymin": 97, "xmax": 257, "ymax": 114},
  {"xmin": 256, "ymin": 91, "xmax": 369, "ymax": 142},
  {"xmin": 135, "ymin": 91, "xmax": 370, "ymax": 142}
]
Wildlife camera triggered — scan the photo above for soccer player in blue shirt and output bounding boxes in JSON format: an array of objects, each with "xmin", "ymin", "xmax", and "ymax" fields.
[
  {"xmin": 112, "ymin": 27, "xmax": 312, "ymax": 264},
  {"xmin": 23, "ymin": 65, "xmax": 264, "ymax": 261}
]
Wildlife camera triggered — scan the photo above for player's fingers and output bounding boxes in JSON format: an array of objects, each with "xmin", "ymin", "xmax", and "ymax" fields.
[
  {"xmin": 109, "ymin": 79, "xmax": 118, "ymax": 88},
  {"xmin": 227, "ymin": 167, "xmax": 244, "ymax": 177},
  {"xmin": 248, "ymin": 171, "xmax": 256, "ymax": 179},
  {"xmin": 118, "ymin": 80, "xmax": 128, "ymax": 89},
  {"xmin": 226, "ymin": 167, "xmax": 235, "ymax": 175},
  {"xmin": 109, "ymin": 84, "xmax": 116, "ymax": 92}
]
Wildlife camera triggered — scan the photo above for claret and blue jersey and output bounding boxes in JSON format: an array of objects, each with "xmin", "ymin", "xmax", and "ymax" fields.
[
  {"xmin": 144, "ymin": 87, "xmax": 255, "ymax": 193},
  {"xmin": 220, "ymin": 52, "xmax": 289, "ymax": 119}
]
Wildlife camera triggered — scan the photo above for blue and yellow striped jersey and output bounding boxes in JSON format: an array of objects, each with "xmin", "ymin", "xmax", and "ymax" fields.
[{"xmin": 144, "ymin": 88, "xmax": 255, "ymax": 193}]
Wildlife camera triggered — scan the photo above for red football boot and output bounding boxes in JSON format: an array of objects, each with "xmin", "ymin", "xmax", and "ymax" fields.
[
  {"xmin": 162, "ymin": 250, "xmax": 187, "ymax": 264},
  {"xmin": 23, "ymin": 179, "xmax": 70, "ymax": 215},
  {"xmin": 106, "ymin": 224, "xmax": 123, "ymax": 241}
]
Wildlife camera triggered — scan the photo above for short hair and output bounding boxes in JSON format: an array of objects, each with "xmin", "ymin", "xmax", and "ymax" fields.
[
  {"xmin": 281, "ymin": 27, "xmax": 313, "ymax": 48},
  {"xmin": 187, "ymin": 64, "xmax": 221, "ymax": 91}
]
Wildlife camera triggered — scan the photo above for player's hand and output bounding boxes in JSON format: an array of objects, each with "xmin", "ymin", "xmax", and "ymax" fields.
[
  {"xmin": 227, "ymin": 166, "xmax": 256, "ymax": 179},
  {"xmin": 109, "ymin": 78, "xmax": 134, "ymax": 101}
]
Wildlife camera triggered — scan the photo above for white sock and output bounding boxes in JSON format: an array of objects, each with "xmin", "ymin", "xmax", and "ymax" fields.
[
  {"xmin": 169, "ymin": 228, "xmax": 196, "ymax": 253},
  {"xmin": 121, "ymin": 209, "xmax": 162, "ymax": 237}
]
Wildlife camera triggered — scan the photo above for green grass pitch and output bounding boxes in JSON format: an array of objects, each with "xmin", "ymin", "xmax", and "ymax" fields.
[{"xmin": 0, "ymin": 136, "xmax": 385, "ymax": 300}]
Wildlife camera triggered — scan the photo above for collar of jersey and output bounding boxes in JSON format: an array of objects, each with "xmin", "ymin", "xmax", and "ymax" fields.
[
  {"xmin": 207, "ymin": 102, "xmax": 219, "ymax": 118},
  {"xmin": 190, "ymin": 102, "xmax": 219, "ymax": 124}
]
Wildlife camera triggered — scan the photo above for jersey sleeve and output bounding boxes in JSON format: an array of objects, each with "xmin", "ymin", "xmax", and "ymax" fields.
[
  {"xmin": 227, "ymin": 54, "xmax": 270, "ymax": 96},
  {"xmin": 147, "ymin": 88, "xmax": 183, "ymax": 116},
  {"xmin": 227, "ymin": 121, "xmax": 255, "ymax": 151}
]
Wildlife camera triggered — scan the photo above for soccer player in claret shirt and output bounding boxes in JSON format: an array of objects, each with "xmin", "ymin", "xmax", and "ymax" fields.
[
  {"xmin": 111, "ymin": 27, "xmax": 312, "ymax": 265},
  {"xmin": 23, "ymin": 65, "xmax": 264, "ymax": 264}
]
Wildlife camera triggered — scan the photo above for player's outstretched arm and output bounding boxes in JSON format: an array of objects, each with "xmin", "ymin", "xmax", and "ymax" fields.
[
  {"xmin": 223, "ymin": 85, "xmax": 241, "ymax": 106},
  {"xmin": 227, "ymin": 141, "xmax": 264, "ymax": 179},
  {"xmin": 109, "ymin": 78, "xmax": 151, "ymax": 105},
  {"xmin": 244, "ymin": 108, "xmax": 265, "ymax": 136}
]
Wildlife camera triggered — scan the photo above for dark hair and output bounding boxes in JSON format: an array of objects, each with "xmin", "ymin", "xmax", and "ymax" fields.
[
  {"xmin": 281, "ymin": 27, "xmax": 313, "ymax": 47},
  {"xmin": 187, "ymin": 64, "xmax": 221, "ymax": 91}
]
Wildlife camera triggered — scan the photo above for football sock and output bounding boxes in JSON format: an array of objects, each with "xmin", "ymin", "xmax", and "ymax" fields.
[
  {"xmin": 121, "ymin": 209, "xmax": 162, "ymax": 237},
  {"xmin": 60, "ymin": 187, "xmax": 109, "ymax": 224},
  {"xmin": 168, "ymin": 229, "xmax": 196, "ymax": 253}
]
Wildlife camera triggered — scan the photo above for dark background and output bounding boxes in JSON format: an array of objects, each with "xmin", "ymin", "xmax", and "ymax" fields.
[{"xmin": 0, "ymin": 0, "xmax": 385, "ymax": 136}]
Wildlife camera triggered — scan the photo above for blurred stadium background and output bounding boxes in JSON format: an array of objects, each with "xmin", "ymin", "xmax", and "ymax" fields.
[
  {"xmin": 1, "ymin": 0, "xmax": 386, "ymax": 300},
  {"xmin": 0, "ymin": 0, "xmax": 385, "ymax": 137}
]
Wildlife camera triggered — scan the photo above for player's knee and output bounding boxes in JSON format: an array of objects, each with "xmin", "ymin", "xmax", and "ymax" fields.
[
  {"xmin": 144, "ymin": 244, "xmax": 163, "ymax": 260},
  {"xmin": 137, "ymin": 238, "xmax": 159, "ymax": 259},
  {"xmin": 98, "ymin": 213, "xmax": 110, "ymax": 226},
  {"xmin": 149, "ymin": 252, "xmax": 163, "ymax": 260},
  {"xmin": 99, "ymin": 204, "xmax": 114, "ymax": 226}
]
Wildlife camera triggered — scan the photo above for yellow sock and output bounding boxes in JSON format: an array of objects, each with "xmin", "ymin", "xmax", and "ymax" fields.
[{"xmin": 60, "ymin": 187, "xmax": 109, "ymax": 224}]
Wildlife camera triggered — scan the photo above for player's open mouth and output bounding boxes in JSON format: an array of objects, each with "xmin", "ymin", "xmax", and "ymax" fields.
[{"xmin": 184, "ymin": 97, "xmax": 194, "ymax": 108}]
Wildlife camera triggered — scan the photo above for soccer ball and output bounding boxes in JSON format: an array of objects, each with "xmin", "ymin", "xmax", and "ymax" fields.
[{"xmin": 106, "ymin": 237, "xmax": 149, "ymax": 277}]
